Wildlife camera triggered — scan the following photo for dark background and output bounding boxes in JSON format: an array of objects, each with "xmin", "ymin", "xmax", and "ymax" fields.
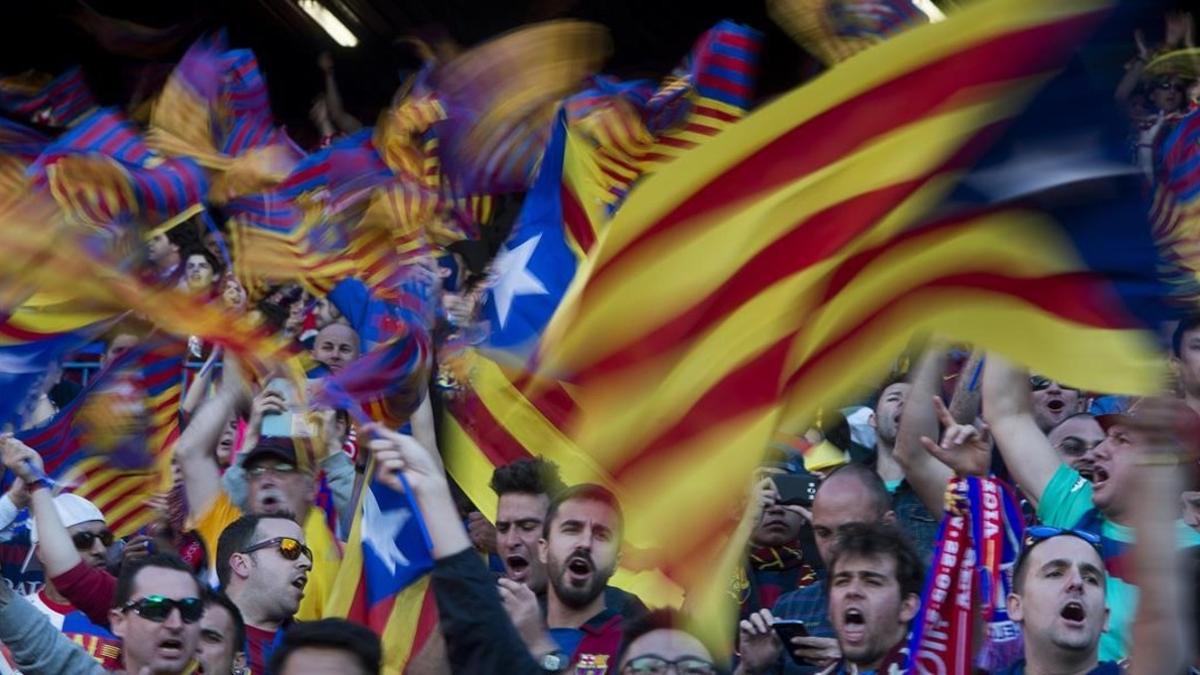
[{"xmin": 0, "ymin": 0, "xmax": 816, "ymax": 147}]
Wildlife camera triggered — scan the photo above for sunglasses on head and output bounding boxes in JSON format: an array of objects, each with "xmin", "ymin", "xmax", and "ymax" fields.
[
  {"xmin": 621, "ymin": 655, "xmax": 718, "ymax": 675},
  {"xmin": 122, "ymin": 595, "xmax": 204, "ymax": 624},
  {"xmin": 1017, "ymin": 525, "xmax": 1102, "ymax": 570},
  {"xmin": 240, "ymin": 536, "xmax": 313, "ymax": 563},
  {"xmin": 72, "ymin": 530, "xmax": 114, "ymax": 551}
]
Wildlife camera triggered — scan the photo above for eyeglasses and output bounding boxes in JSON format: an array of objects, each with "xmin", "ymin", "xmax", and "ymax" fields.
[
  {"xmin": 621, "ymin": 655, "xmax": 718, "ymax": 675},
  {"xmin": 246, "ymin": 462, "xmax": 299, "ymax": 477},
  {"xmin": 72, "ymin": 530, "xmax": 114, "ymax": 551},
  {"xmin": 1156, "ymin": 80, "xmax": 1185, "ymax": 92},
  {"xmin": 121, "ymin": 595, "xmax": 204, "ymax": 624},
  {"xmin": 240, "ymin": 536, "xmax": 313, "ymax": 563}
]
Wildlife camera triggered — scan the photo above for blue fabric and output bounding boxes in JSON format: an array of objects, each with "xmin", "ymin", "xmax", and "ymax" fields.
[{"xmin": 550, "ymin": 627, "xmax": 585, "ymax": 658}]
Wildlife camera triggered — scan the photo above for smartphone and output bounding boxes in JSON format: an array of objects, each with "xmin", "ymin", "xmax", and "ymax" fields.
[
  {"xmin": 772, "ymin": 620, "xmax": 811, "ymax": 664},
  {"xmin": 773, "ymin": 474, "xmax": 820, "ymax": 507},
  {"xmin": 261, "ymin": 378, "xmax": 297, "ymax": 438}
]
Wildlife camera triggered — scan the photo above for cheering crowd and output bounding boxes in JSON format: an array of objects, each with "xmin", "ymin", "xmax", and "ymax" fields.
[{"xmin": 1, "ymin": 1, "xmax": 1200, "ymax": 674}]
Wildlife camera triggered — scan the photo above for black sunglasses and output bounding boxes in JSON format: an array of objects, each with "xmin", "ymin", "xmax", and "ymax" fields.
[
  {"xmin": 121, "ymin": 595, "xmax": 204, "ymax": 624},
  {"xmin": 240, "ymin": 536, "xmax": 313, "ymax": 563},
  {"xmin": 72, "ymin": 530, "xmax": 114, "ymax": 551},
  {"xmin": 621, "ymin": 655, "xmax": 718, "ymax": 675}
]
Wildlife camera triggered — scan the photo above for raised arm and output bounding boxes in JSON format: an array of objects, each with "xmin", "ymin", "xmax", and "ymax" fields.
[
  {"xmin": 980, "ymin": 354, "xmax": 1060, "ymax": 506},
  {"xmin": 370, "ymin": 427, "xmax": 548, "ymax": 674},
  {"xmin": 175, "ymin": 353, "xmax": 247, "ymax": 515},
  {"xmin": 947, "ymin": 349, "xmax": 983, "ymax": 425},
  {"xmin": 1125, "ymin": 398, "xmax": 1190, "ymax": 675},
  {"xmin": 0, "ymin": 581, "xmax": 104, "ymax": 675},
  {"xmin": 0, "ymin": 437, "xmax": 83, "ymax": 577},
  {"xmin": 894, "ymin": 347, "xmax": 953, "ymax": 516}
]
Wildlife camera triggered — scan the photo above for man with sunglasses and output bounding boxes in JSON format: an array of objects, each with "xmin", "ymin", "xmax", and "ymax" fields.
[
  {"xmin": 0, "ymin": 438, "xmax": 123, "ymax": 672},
  {"xmin": 0, "ymin": 553, "xmax": 204, "ymax": 675},
  {"xmin": 176, "ymin": 358, "xmax": 345, "ymax": 621},
  {"xmin": 216, "ymin": 513, "xmax": 313, "ymax": 674},
  {"xmin": 1028, "ymin": 375, "xmax": 1087, "ymax": 434}
]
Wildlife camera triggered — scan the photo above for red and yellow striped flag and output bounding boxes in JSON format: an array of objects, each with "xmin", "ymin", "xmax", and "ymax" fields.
[{"xmin": 533, "ymin": 0, "xmax": 1118, "ymax": 651}]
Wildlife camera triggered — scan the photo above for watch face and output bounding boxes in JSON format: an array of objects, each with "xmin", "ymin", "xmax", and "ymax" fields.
[{"xmin": 541, "ymin": 653, "xmax": 565, "ymax": 670}]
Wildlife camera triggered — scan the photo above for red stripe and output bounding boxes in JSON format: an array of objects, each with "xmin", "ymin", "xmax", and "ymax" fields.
[
  {"xmin": 609, "ymin": 338, "xmax": 790, "ymax": 481},
  {"xmin": 409, "ymin": 584, "xmax": 439, "ymax": 655},
  {"xmin": 716, "ymin": 31, "xmax": 760, "ymax": 53},
  {"xmin": 589, "ymin": 12, "xmax": 1102, "ymax": 288},
  {"xmin": 448, "ymin": 390, "xmax": 536, "ymax": 470},
  {"xmin": 560, "ymin": 182, "xmax": 596, "ymax": 255},
  {"xmin": 696, "ymin": 73, "xmax": 752, "ymax": 99},
  {"xmin": 692, "ymin": 104, "xmax": 740, "ymax": 124},
  {"xmin": 567, "ymin": 119, "xmax": 1006, "ymax": 381}
]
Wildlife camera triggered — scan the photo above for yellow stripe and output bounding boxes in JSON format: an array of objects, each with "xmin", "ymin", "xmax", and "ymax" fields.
[
  {"xmin": 572, "ymin": 0, "xmax": 1105, "ymax": 270},
  {"xmin": 543, "ymin": 88, "xmax": 1040, "ymax": 373}
]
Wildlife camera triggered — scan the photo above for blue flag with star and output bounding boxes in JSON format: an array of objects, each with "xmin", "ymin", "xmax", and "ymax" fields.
[
  {"xmin": 360, "ymin": 474, "xmax": 435, "ymax": 605},
  {"xmin": 481, "ymin": 110, "xmax": 578, "ymax": 358}
]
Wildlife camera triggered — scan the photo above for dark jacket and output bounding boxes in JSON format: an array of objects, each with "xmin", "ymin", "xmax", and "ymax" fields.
[{"xmin": 433, "ymin": 548, "xmax": 544, "ymax": 674}]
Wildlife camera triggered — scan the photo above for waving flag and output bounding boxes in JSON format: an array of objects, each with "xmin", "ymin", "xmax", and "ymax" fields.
[
  {"xmin": 0, "ymin": 67, "xmax": 97, "ymax": 128},
  {"xmin": 327, "ymin": 467, "xmax": 436, "ymax": 672},
  {"xmin": 149, "ymin": 33, "xmax": 301, "ymax": 205},
  {"xmin": 9, "ymin": 338, "xmax": 185, "ymax": 536},
  {"xmin": 0, "ymin": 331, "xmax": 92, "ymax": 431},
  {"xmin": 768, "ymin": 0, "xmax": 942, "ymax": 66},
  {"xmin": 29, "ymin": 108, "xmax": 207, "ymax": 231},
  {"xmin": 531, "ymin": 0, "xmax": 1152, "ymax": 654},
  {"xmin": 481, "ymin": 22, "xmax": 762, "ymax": 357}
]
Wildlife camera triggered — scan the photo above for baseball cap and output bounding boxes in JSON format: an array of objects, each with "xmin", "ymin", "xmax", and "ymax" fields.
[{"xmin": 240, "ymin": 436, "xmax": 299, "ymax": 470}]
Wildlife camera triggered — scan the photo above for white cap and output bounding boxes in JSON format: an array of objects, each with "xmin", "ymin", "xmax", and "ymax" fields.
[{"xmin": 28, "ymin": 493, "xmax": 105, "ymax": 547}]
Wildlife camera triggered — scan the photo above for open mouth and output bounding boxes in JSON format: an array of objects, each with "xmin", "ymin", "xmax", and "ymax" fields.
[
  {"xmin": 506, "ymin": 555, "xmax": 529, "ymax": 577},
  {"xmin": 1060, "ymin": 601, "xmax": 1086, "ymax": 624},
  {"xmin": 157, "ymin": 638, "xmax": 185, "ymax": 658},
  {"xmin": 1047, "ymin": 399, "xmax": 1065, "ymax": 412},
  {"xmin": 259, "ymin": 495, "xmax": 282, "ymax": 512},
  {"xmin": 1092, "ymin": 466, "xmax": 1110, "ymax": 487},
  {"xmin": 291, "ymin": 574, "xmax": 308, "ymax": 592},
  {"xmin": 566, "ymin": 556, "xmax": 593, "ymax": 583},
  {"xmin": 840, "ymin": 608, "xmax": 867, "ymax": 643}
]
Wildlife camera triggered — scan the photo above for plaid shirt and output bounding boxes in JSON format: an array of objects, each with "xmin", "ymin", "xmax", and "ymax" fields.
[
  {"xmin": 772, "ymin": 579, "xmax": 833, "ymax": 638},
  {"xmin": 766, "ymin": 580, "xmax": 834, "ymax": 675}
]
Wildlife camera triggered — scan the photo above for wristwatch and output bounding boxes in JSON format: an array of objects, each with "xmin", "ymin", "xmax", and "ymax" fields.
[{"xmin": 537, "ymin": 651, "xmax": 567, "ymax": 672}]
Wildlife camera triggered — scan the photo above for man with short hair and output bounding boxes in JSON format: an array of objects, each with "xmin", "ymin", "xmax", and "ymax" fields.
[
  {"xmin": 736, "ymin": 464, "xmax": 896, "ymax": 673},
  {"xmin": 311, "ymin": 323, "xmax": 360, "ymax": 375},
  {"xmin": 216, "ymin": 513, "xmax": 313, "ymax": 674},
  {"xmin": 364, "ymin": 425, "xmax": 676, "ymax": 672},
  {"xmin": 175, "ymin": 356, "xmax": 347, "ymax": 621},
  {"xmin": 146, "ymin": 230, "xmax": 183, "ymax": 282},
  {"xmin": 0, "ymin": 553, "xmax": 204, "ymax": 675},
  {"xmin": 738, "ymin": 523, "xmax": 922, "ymax": 675},
  {"xmin": 268, "ymin": 618, "xmax": 382, "ymax": 675},
  {"xmin": 616, "ymin": 609, "xmax": 719, "ymax": 675},
  {"xmin": 491, "ymin": 457, "xmax": 566, "ymax": 593},
  {"xmin": 982, "ymin": 355, "xmax": 1200, "ymax": 661},
  {"xmin": 199, "ymin": 589, "xmax": 247, "ymax": 675}
]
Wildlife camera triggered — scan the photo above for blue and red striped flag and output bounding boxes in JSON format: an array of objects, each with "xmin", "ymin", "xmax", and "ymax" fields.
[
  {"xmin": 29, "ymin": 108, "xmax": 207, "ymax": 231},
  {"xmin": 0, "ymin": 67, "xmax": 97, "ymax": 128},
  {"xmin": 10, "ymin": 337, "xmax": 186, "ymax": 536}
]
